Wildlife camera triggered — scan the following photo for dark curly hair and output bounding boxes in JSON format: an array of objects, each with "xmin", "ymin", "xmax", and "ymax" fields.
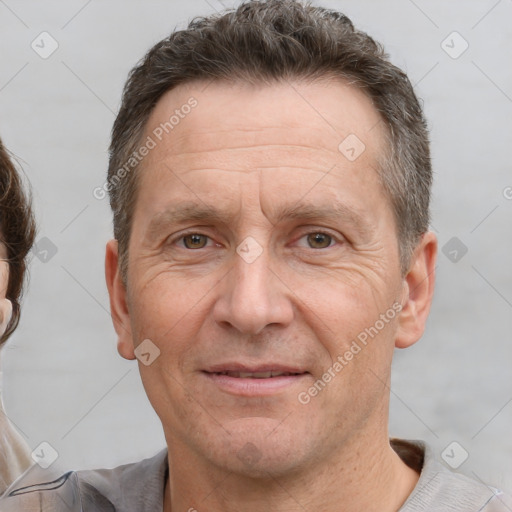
[{"xmin": 0, "ymin": 137, "xmax": 36, "ymax": 345}]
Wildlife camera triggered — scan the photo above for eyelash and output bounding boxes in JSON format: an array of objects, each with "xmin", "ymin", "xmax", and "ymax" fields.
[{"xmin": 172, "ymin": 229, "xmax": 341, "ymax": 250}]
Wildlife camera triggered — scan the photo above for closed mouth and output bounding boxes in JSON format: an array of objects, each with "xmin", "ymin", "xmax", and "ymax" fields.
[
  {"xmin": 202, "ymin": 365, "xmax": 309, "ymax": 396},
  {"xmin": 211, "ymin": 370, "xmax": 305, "ymax": 379}
]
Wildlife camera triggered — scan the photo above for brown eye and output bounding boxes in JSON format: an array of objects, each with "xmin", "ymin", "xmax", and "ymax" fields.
[
  {"xmin": 183, "ymin": 234, "xmax": 208, "ymax": 249},
  {"xmin": 307, "ymin": 233, "xmax": 332, "ymax": 249}
]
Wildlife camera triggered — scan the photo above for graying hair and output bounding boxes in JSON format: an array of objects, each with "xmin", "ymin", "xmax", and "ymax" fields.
[{"xmin": 108, "ymin": 0, "xmax": 431, "ymax": 280}]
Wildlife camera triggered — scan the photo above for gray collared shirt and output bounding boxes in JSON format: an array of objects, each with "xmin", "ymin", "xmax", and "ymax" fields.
[{"xmin": 1, "ymin": 440, "xmax": 510, "ymax": 511}]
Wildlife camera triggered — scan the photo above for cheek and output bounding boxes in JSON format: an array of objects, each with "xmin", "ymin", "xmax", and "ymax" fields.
[
  {"xmin": 128, "ymin": 272, "xmax": 220, "ymax": 380},
  {"xmin": 283, "ymin": 266, "xmax": 401, "ymax": 403},
  {"xmin": 0, "ymin": 262, "xmax": 9, "ymax": 297},
  {"xmin": 130, "ymin": 271, "xmax": 210, "ymax": 333},
  {"xmin": 307, "ymin": 309, "xmax": 397, "ymax": 431},
  {"xmin": 282, "ymin": 263, "xmax": 398, "ymax": 336},
  {"xmin": 138, "ymin": 362, "xmax": 194, "ymax": 440},
  {"xmin": 132, "ymin": 281, "xmax": 207, "ymax": 421}
]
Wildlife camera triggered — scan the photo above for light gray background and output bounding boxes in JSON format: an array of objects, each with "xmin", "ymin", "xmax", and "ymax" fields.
[{"xmin": 1, "ymin": 0, "xmax": 511, "ymax": 493}]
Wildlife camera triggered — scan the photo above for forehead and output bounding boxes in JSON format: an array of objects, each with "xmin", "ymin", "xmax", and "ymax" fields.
[
  {"xmin": 134, "ymin": 78, "xmax": 389, "ymax": 223},
  {"xmin": 144, "ymin": 77, "xmax": 385, "ymax": 165}
]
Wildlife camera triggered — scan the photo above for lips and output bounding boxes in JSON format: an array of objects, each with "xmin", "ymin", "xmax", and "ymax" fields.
[{"xmin": 202, "ymin": 364, "xmax": 309, "ymax": 396}]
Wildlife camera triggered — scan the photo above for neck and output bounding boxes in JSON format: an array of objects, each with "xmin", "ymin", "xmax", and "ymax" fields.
[{"xmin": 163, "ymin": 429, "xmax": 419, "ymax": 512}]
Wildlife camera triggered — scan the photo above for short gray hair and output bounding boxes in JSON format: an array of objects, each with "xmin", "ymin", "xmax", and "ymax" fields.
[{"xmin": 108, "ymin": 0, "xmax": 431, "ymax": 280}]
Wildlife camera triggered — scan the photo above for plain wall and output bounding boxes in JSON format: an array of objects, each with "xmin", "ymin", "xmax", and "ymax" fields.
[{"xmin": 1, "ymin": 0, "xmax": 511, "ymax": 492}]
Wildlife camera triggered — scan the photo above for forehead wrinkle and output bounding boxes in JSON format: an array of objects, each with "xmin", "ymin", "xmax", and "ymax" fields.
[
  {"xmin": 144, "ymin": 142, "xmax": 339, "ymax": 179},
  {"xmin": 172, "ymin": 166, "xmax": 334, "ymax": 178},
  {"xmin": 150, "ymin": 149, "xmax": 341, "ymax": 183},
  {"xmin": 154, "ymin": 144, "xmax": 338, "ymax": 174},
  {"xmin": 167, "ymin": 143, "xmax": 336, "ymax": 157}
]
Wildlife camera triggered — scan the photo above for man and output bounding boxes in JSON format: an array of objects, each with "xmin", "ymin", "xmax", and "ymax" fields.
[{"xmin": 2, "ymin": 1, "xmax": 510, "ymax": 510}]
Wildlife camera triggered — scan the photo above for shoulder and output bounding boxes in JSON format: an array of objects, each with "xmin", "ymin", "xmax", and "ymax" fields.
[
  {"xmin": 77, "ymin": 448, "xmax": 168, "ymax": 510},
  {"xmin": 0, "ymin": 449, "xmax": 168, "ymax": 512},
  {"xmin": 396, "ymin": 440, "xmax": 512, "ymax": 512}
]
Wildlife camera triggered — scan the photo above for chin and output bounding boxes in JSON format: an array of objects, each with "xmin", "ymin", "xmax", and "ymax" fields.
[{"xmin": 208, "ymin": 417, "xmax": 312, "ymax": 478}]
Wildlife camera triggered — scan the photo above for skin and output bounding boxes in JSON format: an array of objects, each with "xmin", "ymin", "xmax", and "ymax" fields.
[
  {"xmin": 0, "ymin": 246, "xmax": 12, "ymax": 338},
  {"xmin": 106, "ymin": 78, "xmax": 437, "ymax": 512}
]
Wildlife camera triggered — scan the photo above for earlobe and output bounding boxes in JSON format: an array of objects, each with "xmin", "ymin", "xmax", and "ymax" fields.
[
  {"xmin": 395, "ymin": 231, "xmax": 437, "ymax": 349},
  {"xmin": 105, "ymin": 240, "xmax": 136, "ymax": 360}
]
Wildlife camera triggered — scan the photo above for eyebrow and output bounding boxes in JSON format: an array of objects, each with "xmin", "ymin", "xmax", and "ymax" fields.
[
  {"xmin": 272, "ymin": 202, "xmax": 372, "ymax": 238},
  {"xmin": 145, "ymin": 203, "xmax": 227, "ymax": 242},
  {"xmin": 145, "ymin": 200, "xmax": 372, "ymax": 242}
]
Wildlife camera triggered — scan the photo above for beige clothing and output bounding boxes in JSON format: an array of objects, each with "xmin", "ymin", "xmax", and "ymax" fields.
[{"xmin": 0, "ymin": 369, "xmax": 31, "ymax": 494}]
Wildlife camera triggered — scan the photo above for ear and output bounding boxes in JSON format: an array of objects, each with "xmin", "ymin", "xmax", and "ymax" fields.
[
  {"xmin": 105, "ymin": 239, "xmax": 135, "ymax": 360},
  {"xmin": 395, "ymin": 231, "xmax": 437, "ymax": 349}
]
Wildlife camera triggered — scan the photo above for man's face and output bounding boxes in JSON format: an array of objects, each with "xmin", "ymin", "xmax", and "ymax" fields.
[{"xmin": 108, "ymin": 79, "xmax": 430, "ymax": 476}]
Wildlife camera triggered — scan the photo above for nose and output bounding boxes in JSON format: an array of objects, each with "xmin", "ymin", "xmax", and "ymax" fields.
[{"xmin": 212, "ymin": 244, "xmax": 294, "ymax": 335}]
